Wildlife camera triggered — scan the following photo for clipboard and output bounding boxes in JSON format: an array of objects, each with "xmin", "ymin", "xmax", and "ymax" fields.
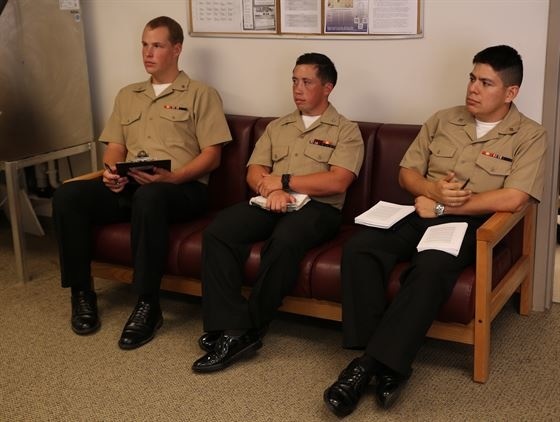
[{"xmin": 115, "ymin": 159, "xmax": 171, "ymax": 177}]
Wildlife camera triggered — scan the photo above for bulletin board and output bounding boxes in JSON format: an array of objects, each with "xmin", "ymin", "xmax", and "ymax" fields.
[{"xmin": 188, "ymin": 0, "xmax": 423, "ymax": 39}]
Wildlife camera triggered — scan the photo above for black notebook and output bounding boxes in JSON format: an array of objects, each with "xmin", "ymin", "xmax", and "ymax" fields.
[{"xmin": 115, "ymin": 159, "xmax": 171, "ymax": 177}]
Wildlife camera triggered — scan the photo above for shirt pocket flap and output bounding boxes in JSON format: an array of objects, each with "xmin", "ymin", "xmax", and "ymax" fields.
[
  {"xmin": 120, "ymin": 112, "xmax": 142, "ymax": 126},
  {"xmin": 428, "ymin": 142, "xmax": 456, "ymax": 158},
  {"xmin": 160, "ymin": 108, "xmax": 191, "ymax": 122},
  {"xmin": 272, "ymin": 146, "xmax": 289, "ymax": 162},
  {"xmin": 475, "ymin": 154, "xmax": 512, "ymax": 176},
  {"xmin": 304, "ymin": 143, "xmax": 334, "ymax": 163}
]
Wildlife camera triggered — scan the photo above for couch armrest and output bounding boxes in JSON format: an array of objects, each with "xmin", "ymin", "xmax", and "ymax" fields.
[{"xmin": 64, "ymin": 169, "xmax": 104, "ymax": 183}]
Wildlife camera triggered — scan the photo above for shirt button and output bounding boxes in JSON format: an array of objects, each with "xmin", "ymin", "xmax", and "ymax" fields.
[{"xmin": 295, "ymin": 153, "xmax": 299, "ymax": 157}]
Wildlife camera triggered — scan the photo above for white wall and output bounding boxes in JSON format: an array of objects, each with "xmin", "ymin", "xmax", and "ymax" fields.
[{"xmin": 81, "ymin": 0, "xmax": 549, "ymax": 137}]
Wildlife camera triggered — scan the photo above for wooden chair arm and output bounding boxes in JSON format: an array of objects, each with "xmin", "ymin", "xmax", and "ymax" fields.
[
  {"xmin": 476, "ymin": 203, "xmax": 530, "ymax": 247},
  {"xmin": 64, "ymin": 169, "xmax": 104, "ymax": 183}
]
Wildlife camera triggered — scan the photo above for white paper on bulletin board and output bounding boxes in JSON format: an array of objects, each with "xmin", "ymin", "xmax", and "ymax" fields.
[
  {"xmin": 191, "ymin": 0, "xmax": 277, "ymax": 33},
  {"xmin": 370, "ymin": 0, "xmax": 418, "ymax": 34},
  {"xmin": 189, "ymin": 0, "xmax": 422, "ymax": 37}
]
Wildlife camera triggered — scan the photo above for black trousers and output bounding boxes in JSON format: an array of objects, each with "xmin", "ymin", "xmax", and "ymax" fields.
[
  {"xmin": 341, "ymin": 213, "xmax": 488, "ymax": 377},
  {"xmin": 201, "ymin": 200, "xmax": 341, "ymax": 332},
  {"xmin": 52, "ymin": 179, "xmax": 207, "ymax": 295}
]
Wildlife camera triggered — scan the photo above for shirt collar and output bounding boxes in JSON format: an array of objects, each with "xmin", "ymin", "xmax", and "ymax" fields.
[
  {"xmin": 132, "ymin": 71, "xmax": 191, "ymax": 96},
  {"xmin": 280, "ymin": 103, "xmax": 340, "ymax": 131},
  {"xmin": 449, "ymin": 103, "xmax": 521, "ymax": 136}
]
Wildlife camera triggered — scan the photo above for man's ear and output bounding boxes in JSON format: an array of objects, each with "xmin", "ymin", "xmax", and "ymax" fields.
[
  {"xmin": 505, "ymin": 85, "xmax": 519, "ymax": 103},
  {"xmin": 173, "ymin": 43, "xmax": 182, "ymax": 58},
  {"xmin": 323, "ymin": 82, "xmax": 334, "ymax": 96}
]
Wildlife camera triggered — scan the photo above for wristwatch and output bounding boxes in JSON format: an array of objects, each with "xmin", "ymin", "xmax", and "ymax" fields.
[
  {"xmin": 281, "ymin": 174, "xmax": 291, "ymax": 191},
  {"xmin": 434, "ymin": 202, "xmax": 445, "ymax": 217}
]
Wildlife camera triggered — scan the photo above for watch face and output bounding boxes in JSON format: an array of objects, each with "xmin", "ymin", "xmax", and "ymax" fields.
[{"xmin": 435, "ymin": 203, "xmax": 445, "ymax": 216}]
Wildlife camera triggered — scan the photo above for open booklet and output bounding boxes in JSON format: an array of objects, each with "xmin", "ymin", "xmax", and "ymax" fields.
[
  {"xmin": 354, "ymin": 201, "xmax": 415, "ymax": 229},
  {"xmin": 249, "ymin": 193, "xmax": 310, "ymax": 212},
  {"xmin": 416, "ymin": 222, "xmax": 468, "ymax": 257}
]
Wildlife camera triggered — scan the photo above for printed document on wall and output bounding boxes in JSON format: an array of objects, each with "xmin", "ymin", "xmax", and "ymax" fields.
[
  {"xmin": 281, "ymin": 0, "xmax": 321, "ymax": 33},
  {"xmin": 370, "ymin": 0, "xmax": 418, "ymax": 34}
]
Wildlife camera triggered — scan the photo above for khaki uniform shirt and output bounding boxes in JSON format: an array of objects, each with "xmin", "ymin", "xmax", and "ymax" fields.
[
  {"xmin": 100, "ymin": 71, "xmax": 232, "ymax": 185},
  {"xmin": 248, "ymin": 104, "xmax": 364, "ymax": 209},
  {"xmin": 400, "ymin": 104, "xmax": 547, "ymax": 201}
]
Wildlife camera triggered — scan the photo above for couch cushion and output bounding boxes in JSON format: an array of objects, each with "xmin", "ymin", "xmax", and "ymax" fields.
[{"xmin": 370, "ymin": 124, "xmax": 420, "ymax": 205}]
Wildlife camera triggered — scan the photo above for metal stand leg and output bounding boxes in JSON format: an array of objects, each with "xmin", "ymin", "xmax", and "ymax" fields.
[
  {"xmin": 4, "ymin": 161, "xmax": 28, "ymax": 281},
  {"xmin": 1, "ymin": 141, "xmax": 97, "ymax": 282}
]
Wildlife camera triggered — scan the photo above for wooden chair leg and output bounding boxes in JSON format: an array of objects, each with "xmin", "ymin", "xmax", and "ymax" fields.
[
  {"xmin": 473, "ymin": 319, "xmax": 490, "ymax": 383},
  {"xmin": 519, "ymin": 274, "xmax": 533, "ymax": 316}
]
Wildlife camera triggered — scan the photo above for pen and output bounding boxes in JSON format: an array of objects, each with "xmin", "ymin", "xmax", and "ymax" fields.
[
  {"xmin": 104, "ymin": 163, "xmax": 115, "ymax": 174},
  {"xmin": 460, "ymin": 178, "xmax": 470, "ymax": 189}
]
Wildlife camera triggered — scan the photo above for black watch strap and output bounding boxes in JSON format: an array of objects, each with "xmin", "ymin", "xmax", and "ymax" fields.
[{"xmin": 281, "ymin": 174, "xmax": 291, "ymax": 191}]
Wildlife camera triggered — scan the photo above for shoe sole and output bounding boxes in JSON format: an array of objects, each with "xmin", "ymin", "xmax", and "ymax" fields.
[
  {"xmin": 71, "ymin": 321, "xmax": 101, "ymax": 336},
  {"xmin": 192, "ymin": 339, "xmax": 263, "ymax": 373},
  {"xmin": 118, "ymin": 317, "xmax": 163, "ymax": 350}
]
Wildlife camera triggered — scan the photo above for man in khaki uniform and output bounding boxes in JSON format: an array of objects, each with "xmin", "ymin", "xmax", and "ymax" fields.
[
  {"xmin": 324, "ymin": 45, "xmax": 546, "ymax": 416},
  {"xmin": 53, "ymin": 16, "xmax": 231, "ymax": 349},
  {"xmin": 192, "ymin": 53, "xmax": 364, "ymax": 373}
]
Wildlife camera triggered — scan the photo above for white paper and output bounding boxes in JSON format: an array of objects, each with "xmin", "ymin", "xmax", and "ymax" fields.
[
  {"xmin": 370, "ymin": 0, "xmax": 418, "ymax": 34},
  {"xmin": 249, "ymin": 193, "xmax": 310, "ymax": 212},
  {"xmin": 281, "ymin": 0, "xmax": 321, "ymax": 33},
  {"xmin": 416, "ymin": 222, "xmax": 468, "ymax": 257},
  {"xmin": 191, "ymin": 0, "xmax": 241, "ymax": 33},
  {"xmin": 325, "ymin": 0, "xmax": 369, "ymax": 34},
  {"xmin": 59, "ymin": 0, "xmax": 80, "ymax": 10},
  {"xmin": 354, "ymin": 201, "xmax": 415, "ymax": 229}
]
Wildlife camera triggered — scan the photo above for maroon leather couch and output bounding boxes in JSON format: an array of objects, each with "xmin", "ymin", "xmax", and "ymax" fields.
[{"xmin": 87, "ymin": 114, "xmax": 536, "ymax": 382}]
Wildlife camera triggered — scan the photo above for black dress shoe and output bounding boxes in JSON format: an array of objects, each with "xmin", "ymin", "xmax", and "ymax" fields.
[
  {"xmin": 71, "ymin": 290, "xmax": 100, "ymax": 335},
  {"xmin": 192, "ymin": 331, "xmax": 262, "ymax": 373},
  {"xmin": 118, "ymin": 300, "xmax": 163, "ymax": 350},
  {"xmin": 323, "ymin": 358, "xmax": 373, "ymax": 417},
  {"xmin": 198, "ymin": 331, "xmax": 223, "ymax": 352},
  {"xmin": 375, "ymin": 371, "xmax": 407, "ymax": 409}
]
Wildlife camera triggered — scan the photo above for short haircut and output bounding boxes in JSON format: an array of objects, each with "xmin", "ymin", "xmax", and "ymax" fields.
[
  {"xmin": 473, "ymin": 45, "xmax": 523, "ymax": 87},
  {"xmin": 295, "ymin": 53, "xmax": 338, "ymax": 87},
  {"xmin": 145, "ymin": 16, "xmax": 184, "ymax": 45}
]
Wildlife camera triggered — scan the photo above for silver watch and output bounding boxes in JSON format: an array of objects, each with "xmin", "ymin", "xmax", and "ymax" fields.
[{"xmin": 434, "ymin": 202, "xmax": 445, "ymax": 217}]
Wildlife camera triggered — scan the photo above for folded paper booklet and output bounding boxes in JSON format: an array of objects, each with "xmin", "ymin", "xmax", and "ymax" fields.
[
  {"xmin": 115, "ymin": 159, "xmax": 171, "ymax": 177},
  {"xmin": 354, "ymin": 201, "xmax": 415, "ymax": 229},
  {"xmin": 249, "ymin": 193, "xmax": 310, "ymax": 212},
  {"xmin": 416, "ymin": 222, "xmax": 468, "ymax": 257}
]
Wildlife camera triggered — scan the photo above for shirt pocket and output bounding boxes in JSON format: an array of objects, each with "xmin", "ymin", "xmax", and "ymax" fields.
[
  {"xmin": 304, "ymin": 142, "xmax": 335, "ymax": 163},
  {"xmin": 475, "ymin": 154, "xmax": 512, "ymax": 177},
  {"xmin": 120, "ymin": 111, "xmax": 142, "ymax": 126},
  {"xmin": 427, "ymin": 141, "xmax": 457, "ymax": 171},
  {"xmin": 119, "ymin": 111, "xmax": 142, "ymax": 141},
  {"xmin": 272, "ymin": 145, "xmax": 289, "ymax": 163},
  {"xmin": 159, "ymin": 108, "xmax": 191, "ymax": 123},
  {"xmin": 159, "ymin": 108, "xmax": 195, "ymax": 147}
]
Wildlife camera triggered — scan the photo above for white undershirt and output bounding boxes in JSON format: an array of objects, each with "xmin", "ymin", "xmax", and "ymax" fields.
[
  {"xmin": 153, "ymin": 83, "xmax": 171, "ymax": 97},
  {"xmin": 475, "ymin": 119, "xmax": 501, "ymax": 139},
  {"xmin": 302, "ymin": 115, "xmax": 321, "ymax": 129}
]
